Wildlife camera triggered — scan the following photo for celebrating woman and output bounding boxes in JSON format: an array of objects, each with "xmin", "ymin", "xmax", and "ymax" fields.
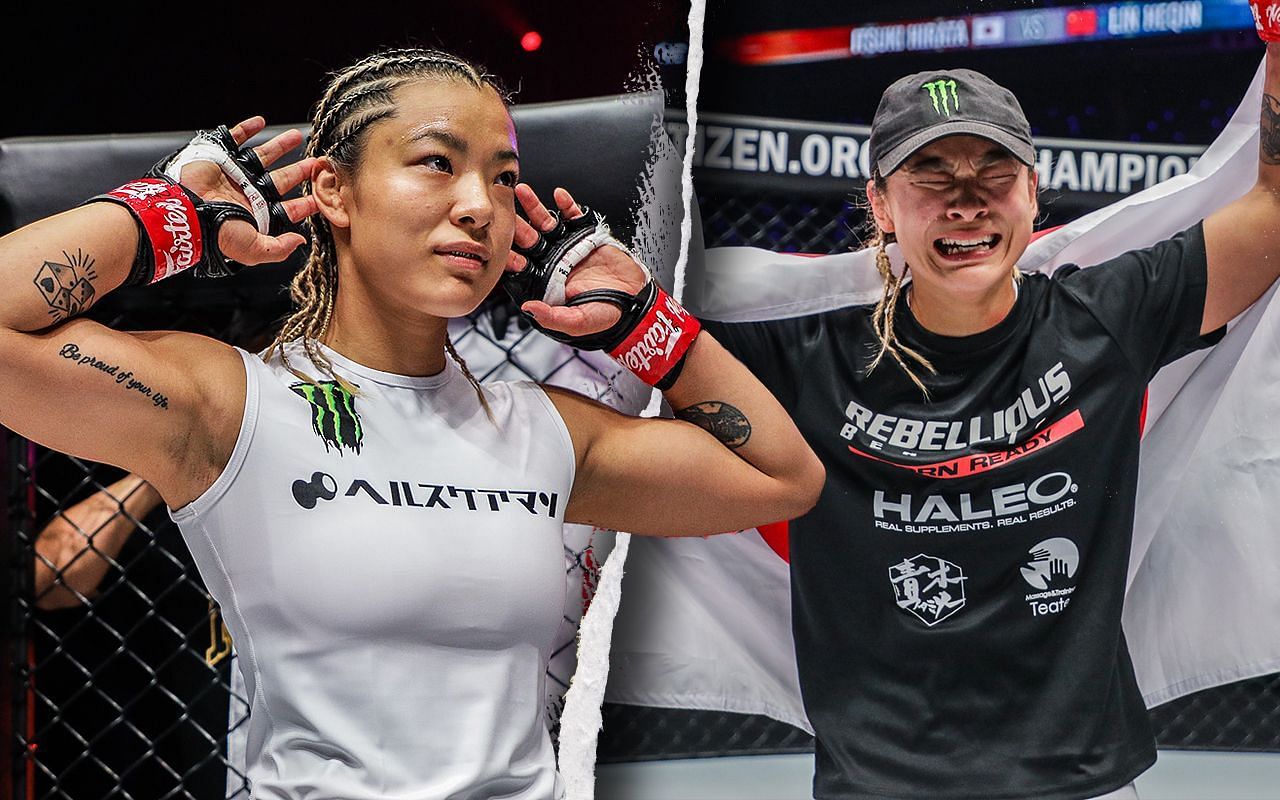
[{"xmin": 704, "ymin": 27, "xmax": 1280, "ymax": 800}]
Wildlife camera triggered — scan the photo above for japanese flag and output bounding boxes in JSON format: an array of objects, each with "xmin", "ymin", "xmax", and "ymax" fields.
[{"xmin": 605, "ymin": 57, "xmax": 1280, "ymax": 727}]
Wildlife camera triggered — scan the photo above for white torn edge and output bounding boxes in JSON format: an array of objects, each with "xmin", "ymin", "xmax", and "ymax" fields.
[
  {"xmin": 671, "ymin": 0, "xmax": 704, "ymax": 307},
  {"xmin": 558, "ymin": 530, "xmax": 632, "ymax": 800},
  {"xmin": 558, "ymin": 4, "xmax": 707, "ymax": 798}
]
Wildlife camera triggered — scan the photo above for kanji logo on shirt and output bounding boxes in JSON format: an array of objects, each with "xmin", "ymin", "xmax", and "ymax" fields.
[{"xmin": 889, "ymin": 554, "xmax": 967, "ymax": 626}]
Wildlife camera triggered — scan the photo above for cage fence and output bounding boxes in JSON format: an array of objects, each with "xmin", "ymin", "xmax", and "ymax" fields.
[
  {"xmin": 3, "ymin": 272, "xmax": 622, "ymax": 799},
  {"xmin": 3, "ymin": 186, "xmax": 1277, "ymax": 800}
]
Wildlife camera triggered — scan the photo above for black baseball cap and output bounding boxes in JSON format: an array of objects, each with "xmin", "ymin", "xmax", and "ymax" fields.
[{"xmin": 868, "ymin": 68, "xmax": 1035, "ymax": 177}]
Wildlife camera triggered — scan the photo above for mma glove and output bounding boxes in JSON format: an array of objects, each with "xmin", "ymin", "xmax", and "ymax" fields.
[
  {"xmin": 501, "ymin": 207, "xmax": 701, "ymax": 390},
  {"xmin": 86, "ymin": 125, "xmax": 298, "ymax": 284},
  {"xmin": 1251, "ymin": 0, "xmax": 1280, "ymax": 41}
]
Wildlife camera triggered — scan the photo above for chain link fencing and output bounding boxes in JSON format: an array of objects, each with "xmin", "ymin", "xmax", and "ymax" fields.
[
  {"xmin": 5, "ymin": 185, "xmax": 1277, "ymax": 800},
  {"xmin": 4, "ymin": 269, "xmax": 631, "ymax": 799}
]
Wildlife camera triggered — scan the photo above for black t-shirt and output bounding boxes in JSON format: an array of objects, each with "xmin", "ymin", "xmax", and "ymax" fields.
[{"xmin": 706, "ymin": 223, "xmax": 1219, "ymax": 800}]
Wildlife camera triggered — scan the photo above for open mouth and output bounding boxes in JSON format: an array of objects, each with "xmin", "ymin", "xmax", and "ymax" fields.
[{"xmin": 933, "ymin": 233, "xmax": 1001, "ymax": 258}]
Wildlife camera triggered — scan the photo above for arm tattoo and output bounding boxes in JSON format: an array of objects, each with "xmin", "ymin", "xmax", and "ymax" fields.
[
  {"xmin": 58, "ymin": 343, "xmax": 171, "ymax": 410},
  {"xmin": 1262, "ymin": 93, "xmax": 1280, "ymax": 165},
  {"xmin": 34, "ymin": 249, "xmax": 98, "ymax": 323},
  {"xmin": 675, "ymin": 401, "xmax": 752, "ymax": 449}
]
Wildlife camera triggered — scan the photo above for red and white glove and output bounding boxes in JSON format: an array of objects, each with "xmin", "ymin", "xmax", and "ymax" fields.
[
  {"xmin": 86, "ymin": 125, "xmax": 301, "ymax": 285},
  {"xmin": 1250, "ymin": 0, "xmax": 1280, "ymax": 42},
  {"xmin": 501, "ymin": 207, "xmax": 701, "ymax": 390}
]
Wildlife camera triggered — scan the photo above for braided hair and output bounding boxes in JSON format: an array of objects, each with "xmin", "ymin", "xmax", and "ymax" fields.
[
  {"xmin": 864, "ymin": 170, "xmax": 936, "ymax": 396},
  {"xmin": 265, "ymin": 48, "xmax": 509, "ymax": 407}
]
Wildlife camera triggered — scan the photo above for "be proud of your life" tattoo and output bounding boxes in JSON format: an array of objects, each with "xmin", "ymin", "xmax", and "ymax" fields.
[{"xmin": 59, "ymin": 343, "xmax": 170, "ymax": 410}]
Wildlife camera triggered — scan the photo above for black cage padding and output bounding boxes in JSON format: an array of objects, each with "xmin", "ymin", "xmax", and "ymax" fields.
[
  {"xmin": 0, "ymin": 90, "xmax": 673, "ymax": 800},
  {"xmin": 0, "ymin": 91, "xmax": 664, "ymax": 239}
]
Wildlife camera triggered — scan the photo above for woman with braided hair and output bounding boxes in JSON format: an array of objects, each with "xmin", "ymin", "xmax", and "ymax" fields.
[
  {"xmin": 0, "ymin": 46, "xmax": 824, "ymax": 798},
  {"xmin": 696, "ymin": 23, "xmax": 1280, "ymax": 799}
]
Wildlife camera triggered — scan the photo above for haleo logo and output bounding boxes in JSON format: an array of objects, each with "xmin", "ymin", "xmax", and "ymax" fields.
[
  {"xmin": 922, "ymin": 79, "xmax": 960, "ymax": 116},
  {"xmin": 290, "ymin": 380, "xmax": 364, "ymax": 454}
]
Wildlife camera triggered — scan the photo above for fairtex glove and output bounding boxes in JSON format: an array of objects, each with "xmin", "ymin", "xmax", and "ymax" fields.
[
  {"xmin": 86, "ymin": 125, "xmax": 297, "ymax": 284},
  {"xmin": 1251, "ymin": 0, "xmax": 1280, "ymax": 41},
  {"xmin": 501, "ymin": 207, "xmax": 701, "ymax": 390}
]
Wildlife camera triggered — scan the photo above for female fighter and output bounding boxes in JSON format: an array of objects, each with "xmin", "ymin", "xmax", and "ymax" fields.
[
  {"xmin": 704, "ymin": 18, "xmax": 1280, "ymax": 800},
  {"xmin": 0, "ymin": 48, "xmax": 823, "ymax": 799}
]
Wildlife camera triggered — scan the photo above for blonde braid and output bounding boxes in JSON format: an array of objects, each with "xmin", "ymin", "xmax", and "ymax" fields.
[
  {"xmin": 863, "ymin": 171, "xmax": 936, "ymax": 397},
  {"xmin": 866, "ymin": 230, "xmax": 935, "ymax": 396},
  {"xmin": 444, "ymin": 335, "xmax": 494, "ymax": 421}
]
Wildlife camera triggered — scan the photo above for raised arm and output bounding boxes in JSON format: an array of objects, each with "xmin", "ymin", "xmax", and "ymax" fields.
[
  {"xmin": 1203, "ymin": 35, "xmax": 1280, "ymax": 333},
  {"xmin": 507, "ymin": 186, "xmax": 824, "ymax": 537},
  {"xmin": 34, "ymin": 474, "xmax": 162, "ymax": 610},
  {"xmin": 0, "ymin": 118, "xmax": 315, "ymax": 506}
]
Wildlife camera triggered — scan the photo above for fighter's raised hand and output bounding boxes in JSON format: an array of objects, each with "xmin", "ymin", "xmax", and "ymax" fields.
[
  {"xmin": 89, "ymin": 116, "xmax": 319, "ymax": 287},
  {"xmin": 162, "ymin": 116, "xmax": 319, "ymax": 270},
  {"xmin": 501, "ymin": 183, "xmax": 700, "ymax": 389},
  {"xmin": 505, "ymin": 183, "xmax": 646, "ymax": 338}
]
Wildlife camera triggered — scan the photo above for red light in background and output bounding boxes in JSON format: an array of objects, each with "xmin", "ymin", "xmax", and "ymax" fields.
[{"xmin": 521, "ymin": 31, "xmax": 542, "ymax": 52}]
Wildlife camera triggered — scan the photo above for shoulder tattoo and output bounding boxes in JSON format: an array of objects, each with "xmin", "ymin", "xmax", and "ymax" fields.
[{"xmin": 1262, "ymin": 93, "xmax": 1280, "ymax": 166}]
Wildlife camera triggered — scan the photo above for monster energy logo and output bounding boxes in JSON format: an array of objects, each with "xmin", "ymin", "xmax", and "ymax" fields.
[
  {"xmin": 923, "ymin": 79, "xmax": 960, "ymax": 116},
  {"xmin": 291, "ymin": 381, "xmax": 364, "ymax": 454}
]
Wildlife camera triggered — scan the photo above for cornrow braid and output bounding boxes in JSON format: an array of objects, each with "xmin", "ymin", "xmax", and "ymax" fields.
[
  {"xmin": 264, "ymin": 47, "xmax": 510, "ymax": 411},
  {"xmin": 320, "ymin": 49, "xmax": 484, "ymax": 115},
  {"xmin": 310, "ymin": 77, "xmax": 403, "ymax": 149}
]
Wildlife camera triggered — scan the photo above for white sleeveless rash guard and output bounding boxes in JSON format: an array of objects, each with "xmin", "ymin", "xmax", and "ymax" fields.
[{"xmin": 171, "ymin": 343, "xmax": 575, "ymax": 800}]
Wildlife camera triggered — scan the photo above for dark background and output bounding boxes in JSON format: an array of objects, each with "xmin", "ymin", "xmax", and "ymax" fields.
[
  {"xmin": 700, "ymin": 0, "xmax": 1264, "ymax": 146},
  {"xmin": 3, "ymin": 1, "xmax": 1260, "ymax": 148},
  {"xmin": 0, "ymin": 1, "xmax": 691, "ymax": 138},
  {"xmin": 6, "ymin": 3, "xmax": 1278, "ymax": 795}
]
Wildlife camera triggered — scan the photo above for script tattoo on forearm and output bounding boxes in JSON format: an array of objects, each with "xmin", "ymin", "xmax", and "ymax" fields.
[
  {"xmin": 58, "ymin": 343, "xmax": 170, "ymax": 410},
  {"xmin": 675, "ymin": 401, "xmax": 752, "ymax": 449},
  {"xmin": 1262, "ymin": 93, "xmax": 1280, "ymax": 165},
  {"xmin": 34, "ymin": 250, "xmax": 98, "ymax": 323}
]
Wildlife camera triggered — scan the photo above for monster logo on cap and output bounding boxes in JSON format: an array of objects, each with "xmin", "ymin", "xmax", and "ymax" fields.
[
  {"xmin": 869, "ymin": 68, "xmax": 1036, "ymax": 176},
  {"xmin": 922, "ymin": 79, "xmax": 960, "ymax": 117}
]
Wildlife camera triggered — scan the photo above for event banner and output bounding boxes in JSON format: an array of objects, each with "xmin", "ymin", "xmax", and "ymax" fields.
[{"xmin": 666, "ymin": 110, "xmax": 1206, "ymax": 198}]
